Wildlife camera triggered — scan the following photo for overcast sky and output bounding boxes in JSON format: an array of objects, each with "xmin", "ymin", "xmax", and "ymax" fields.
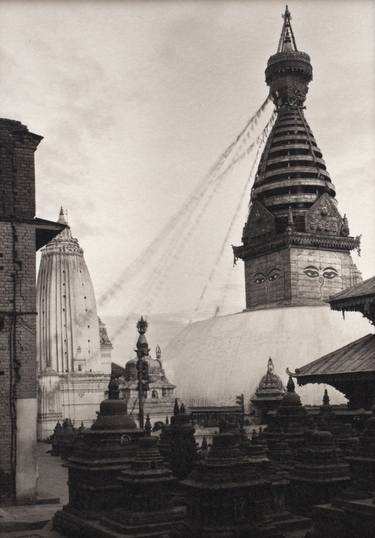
[{"xmin": 1, "ymin": 0, "xmax": 374, "ymax": 323}]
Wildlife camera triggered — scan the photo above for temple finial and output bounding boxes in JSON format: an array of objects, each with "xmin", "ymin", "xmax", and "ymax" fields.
[
  {"xmin": 278, "ymin": 5, "xmax": 298, "ymax": 52},
  {"xmin": 267, "ymin": 357, "xmax": 274, "ymax": 374},
  {"xmin": 58, "ymin": 206, "xmax": 68, "ymax": 225},
  {"xmin": 137, "ymin": 316, "xmax": 148, "ymax": 335},
  {"xmin": 173, "ymin": 398, "xmax": 180, "ymax": 416},
  {"xmin": 323, "ymin": 388, "xmax": 330, "ymax": 406},
  {"xmin": 145, "ymin": 414, "xmax": 152, "ymax": 436},
  {"xmin": 107, "ymin": 374, "xmax": 120, "ymax": 400},
  {"xmin": 287, "ymin": 374, "xmax": 295, "ymax": 393},
  {"xmin": 155, "ymin": 345, "xmax": 161, "ymax": 360},
  {"xmin": 136, "ymin": 317, "xmax": 149, "ymax": 356}
]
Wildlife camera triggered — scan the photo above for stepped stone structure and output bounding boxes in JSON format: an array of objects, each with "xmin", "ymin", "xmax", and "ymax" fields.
[
  {"xmin": 36, "ymin": 208, "xmax": 113, "ymax": 439},
  {"xmin": 53, "ymin": 375, "xmax": 144, "ymax": 535},
  {"xmin": 290, "ymin": 429, "xmax": 351, "ymax": 516},
  {"xmin": 159, "ymin": 400, "xmax": 197, "ymax": 480},
  {"xmin": 65, "ymin": 436, "xmax": 186, "ymax": 538},
  {"xmin": 164, "ymin": 6, "xmax": 368, "ymax": 407},
  {"xmin": 182, "ymin": 431, "xmax": 283, "ymax": 537},
  {"xmin": 309, "ymin": 404, "xmax": 375, "ymax": 537},
  {"xmin": 264, "ymin": 376, "xmax": 311, "ymax": 460},
  {"xmin": 251, "ymin": 358, "xmax": 285, "ymax": 423},
  {"xmin": 316, "ymin": 390, "xmax": 359, "ymax": 456},
  {"xmin": 0, "ymin": 118, "xmax": 64, "ymax": 501}
]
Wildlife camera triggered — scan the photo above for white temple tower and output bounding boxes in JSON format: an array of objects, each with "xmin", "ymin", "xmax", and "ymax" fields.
[
  {"xmin": 37, "ymin": 208, "xmax": 111, "ymax": 439},
  {"xmin": 37, "ymin": 208, "xmax": 101, "ymax": 373}
]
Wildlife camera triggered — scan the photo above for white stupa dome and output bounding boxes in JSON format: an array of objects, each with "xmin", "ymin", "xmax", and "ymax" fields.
[{"xmin": 163, "ymin": 305, "xmax": 371, "ymax": 406}]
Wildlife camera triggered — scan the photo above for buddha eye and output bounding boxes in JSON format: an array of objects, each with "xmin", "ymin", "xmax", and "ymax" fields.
[
  {"xmin": 268, "ymin": 272, "xmax": 280, "ymax": 281},
  {"xmin": 304, "ymin": 266, "xmax": 319, "ymax": 278},
  {"xmin": 254, "ymin": 274, "xmax": 266, "ymax": 284},
  {"xmin": 323, "ymin": 268, "xmax": 338, "ymax": 280}
]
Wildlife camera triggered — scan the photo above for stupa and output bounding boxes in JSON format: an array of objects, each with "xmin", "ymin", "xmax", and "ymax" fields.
[
  {"xmin": 251, "ymin": 358, "xmax": 285, "ymax": 423},
  {"xmin": 182, "ymin": 431, "xmax": 283, "ymax": 537},
  {"xmin": 290, "ymin": 429, "xmax": 351, "ymax": 515},
  {"xmin": 163, "ymin": 6, "xmax": 369, "ymax": 406},
  {"xmin": 36, "ymin": 208, "xmax": 113, "ymax": 439},
  {"xmin": 53, "ymin": 375, "xmax": 144, "ymax": 536},
  {"xmin": 118, "ymin": 317, "xmax": 176, "ymax": 427}
]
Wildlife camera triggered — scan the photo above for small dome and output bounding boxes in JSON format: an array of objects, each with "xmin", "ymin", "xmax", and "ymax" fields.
[
  {"xmin": 280, "ymin": 376, "xmax": 302, "ymax": 407},
  {"xmin": 124, "ymin": 355, "xmax": 164, "ymax": 383},
  {"xmin": 256, "ymin": 358, "xmax": 284, "ymax": 393},
  {"xmin": 281, "ymin": 391, "xmax": 301, "ymax": 406}
]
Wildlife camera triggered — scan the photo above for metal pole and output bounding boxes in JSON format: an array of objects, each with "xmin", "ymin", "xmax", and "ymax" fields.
[{"xmin": 137, "ymin": 350, "xmax": 144, "ymax": 429}]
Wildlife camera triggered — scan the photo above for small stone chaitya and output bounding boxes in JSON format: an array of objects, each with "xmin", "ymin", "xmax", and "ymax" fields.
[
  {"xmin": 182, "ymin": 431, "xmax": 283, "ymax": 537},
  {"xmin": 53, "ymin": 375, "xmax": 143, "ymax": 535},
  {"xmin": 89, "ymin": 436, "xmax": 186, "ymax": 538},
  {"xmin": 251, "ymin": 358, "xmax": 285, "ymax": 423}
]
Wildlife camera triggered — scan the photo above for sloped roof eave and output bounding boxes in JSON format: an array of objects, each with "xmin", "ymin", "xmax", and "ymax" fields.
[{"xmin": 295, "ymin": 333, "xmax": 375, "ymax": 379}]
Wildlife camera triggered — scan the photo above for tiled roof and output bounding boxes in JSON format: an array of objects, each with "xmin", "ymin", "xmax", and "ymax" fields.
[
  {"xmin": 295, "ymin": 333, "xmax": 375, "ymax": 379},
  {"xmin": 330, "ymin": 276, "xmax": 375, "ymax": 307}
]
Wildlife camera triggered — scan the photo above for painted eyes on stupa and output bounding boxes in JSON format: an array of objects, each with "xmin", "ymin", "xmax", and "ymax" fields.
[
  {"xmin": 303, "ymin": 266, "xmax": 338, "ymax": 279},
  {"xmin": 322, "ymin": 268, "xmax": 338, "ymax": 280},
  {"xmin": 254, "ymin": 271, "xmax": 281, "ymax": 284},
  {"xmin": 304, "ymin": 267, "xmax": 319, "ymax": 278}
]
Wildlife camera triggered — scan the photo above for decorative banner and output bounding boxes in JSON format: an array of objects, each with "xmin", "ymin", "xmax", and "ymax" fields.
[
  {"xmin": 111, "ymin": 109, "xmax": 277, "ymax": 341},
  {"xmin": 71, "ymin": 96, "xmax": 275, "ymax": 343}
]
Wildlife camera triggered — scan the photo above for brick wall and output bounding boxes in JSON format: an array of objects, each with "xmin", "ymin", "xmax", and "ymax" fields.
[
  {"xmin": 0, "ymin": 119, "xmax": 40, "ymax": 499},
  {"xmin": 245, "ymin": 249, "xmax": 291, "ymax": 308},
  {"xmin": 244, "ymin": 247, "xmax": 361, "ymax": 310}
]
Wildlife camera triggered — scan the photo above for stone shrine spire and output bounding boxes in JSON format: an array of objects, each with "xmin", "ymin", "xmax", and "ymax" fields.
[
  {"xmin": 37, "ymin": 209, "xmax": 101, "ymax": 374},
  {"xmin": 233, "ymin": 6, "xmax": 361, "ymax": 310}
]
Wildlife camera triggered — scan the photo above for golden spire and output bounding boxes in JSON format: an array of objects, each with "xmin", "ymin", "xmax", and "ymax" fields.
[{"xmin": 277, "ymin": 5, "xmax": 298, "ymax": 52}]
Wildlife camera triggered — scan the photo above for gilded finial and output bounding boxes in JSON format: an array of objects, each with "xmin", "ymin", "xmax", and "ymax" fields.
[
  {"xmin": 323, "ymin": 388, "xmax": 330, "ymax": 406},
  {"xmin": 145, "ymin": 414, "xmax": 152, "ymax": 436},
  {"xmin": 57, "ymin": 206, "xmax": 68, "ymax": 225},
  {"xmin": 277, "ymin": 4, "xmax": 298, "ymax": 52},
  {"xmin": 287, "ymin": 374, "xmax": 295, "ymax": 393},
  {"xmin": 137, "ymin": 316, "xmax": 148, "ymax": 335},
  {"xmin": 136, "ymin": 316, "xmax": 149, "ymax": 356},
  {"xmin": 155, "ymin": 345, "xmax": 161, "ymax": 360},
  {"xmin": 107, "ymin": 374, "xmax": 120, "ymax": 400},
  {"xmin": 267, "ymin": 357, "xmax": 274, "ymax": 374},
  {"xmin": 283, "ymin": 5, "xmax": 291, "ymax": 22}
]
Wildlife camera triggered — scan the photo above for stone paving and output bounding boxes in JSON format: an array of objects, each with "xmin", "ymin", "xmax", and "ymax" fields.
[{"xmin": 0, "ymin": 444, "xmax": 67, "ymax": 538}]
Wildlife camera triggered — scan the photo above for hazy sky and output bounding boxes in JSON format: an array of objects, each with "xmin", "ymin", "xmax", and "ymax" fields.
[{"xmin": 1, "ymin": 0, "xmax": 374, "ymax": 324}]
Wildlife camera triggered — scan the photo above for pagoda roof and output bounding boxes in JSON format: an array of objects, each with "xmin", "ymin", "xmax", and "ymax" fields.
[
  {"xmin": 329, "ymin": 276, "xmax": 375, "ymax": 324},
  {"xmin": 295, "ymin": 333, "xmax": 375, "ymax": 383},
  {"xmin": 330, "ymin": 276, "xmax": 375, "ymax": 309}
]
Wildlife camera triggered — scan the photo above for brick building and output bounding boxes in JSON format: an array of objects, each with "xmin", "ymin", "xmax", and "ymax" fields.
[{"xmin": 0, "ymin": 118, "xmax": 63, "ymax": 502}]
